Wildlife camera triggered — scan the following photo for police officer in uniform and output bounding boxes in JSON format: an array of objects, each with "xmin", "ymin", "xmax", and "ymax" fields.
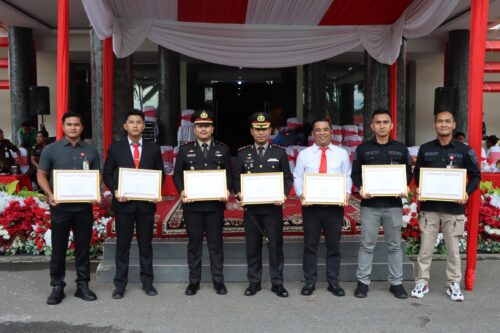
[
  {"xmin": 234, "ymin": 112, "xmax": 293, "ymax": 298},
  {"xmin": 173, "ymin": 109, "xmax": 233, "ymax": 296},
  {"xmin": 29, "ymin": 130, "xmax": 49, "ymax": 186}
]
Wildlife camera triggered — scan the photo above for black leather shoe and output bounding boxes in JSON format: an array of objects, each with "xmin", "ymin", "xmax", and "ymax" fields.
[
  {"xmin": 74, "ymin": 286, "xmax": 97, "ymax": 301},
  {"xmin": 185, "ymin": 283, "xmax": 200, "ymax": 296},
  {"xmin": 112, "ymin": 288, "xmax": 125, "ymax": 299},
  {"xmin": 271, "ymin": 284, "xmax": 289, "ymax": 298},
  {"xmin": 214, "ymin": 283, "xmax": 227, "ymax": 295},
  {"xmin": 142, "ymin": 285, "xmax": 158, "ymax": 296},
  {"xmin": 327, "ymin": 283, "xmax": 345, "ymax": 297},
  {"xmin": 244, "ymin": 282, "xmax": 261, "ymax": 296},
  {"xmin": 389, "ymin": 284, "xmax": 408, "ymax": 299},
  {"xmin": 47, "ymin": 286, "xmax": 65, "ymax": 305},
  {"xmin": 301, "ymin": 282, "xmax": 315, "ymax": 296},
  {"xmin": 354, "ymin": 281, "xmax": 369, "ymax": 298}
]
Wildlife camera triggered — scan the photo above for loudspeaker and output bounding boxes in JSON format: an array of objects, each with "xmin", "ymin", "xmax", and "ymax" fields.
[
  {"xmin": 29, "ymin": 86, "xmax": 50, "ymax": 115},
  {"xmin": 434, "ymin": 87, "xmax": 456, "ymax": 115}
]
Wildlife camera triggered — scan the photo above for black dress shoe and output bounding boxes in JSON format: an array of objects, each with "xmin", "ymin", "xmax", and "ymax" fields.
[
  {"xmin": 301, "ymin": 282, "xmax": 315, "ymax": 296},
  {"xmin": 327, "ymin": 283, "xmax": 345, "ymax": 297},
  {"xmin": 214, "ymin": 283, "xmax": 227, "ymax": 295},
  {"xmin": 112, "ymin": 288, "xmax": 125, "ymax": 299},
  {"xmin": 74, "ymin": 286, "xmax": 97, "ymax": 301},
  {"xmin": 354, "ymin": 281, "xmax": 369, "ymax": 298},
  {"xmin": 244, "ymin": 283, "xmax": 261, "ymax": 296},
  {"xmin": 271, "ymin": 284, "xmax": 289, "ymax": 298},
  {"xmin": 389, "ymin": 284, "xmax": 408, "ymax": 299},
  {"xmin": 142, "ymin": 285, "xmax": 158, "ymax": 296},
  {"xmin": 185, "ymin": 283, "xmax": 200, "ymax": 296},
  {"xmin": 47, "ymin": 286, "xmax": 65, "ymax": 305}
]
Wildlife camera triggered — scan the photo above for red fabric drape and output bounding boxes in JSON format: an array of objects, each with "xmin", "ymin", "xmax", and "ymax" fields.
[
  {"xmin": 466, "ymin": 0, "xmax": 489, "ymax": 291},
  {"xmin": 320, "ymin": 0, "xmax": 412, "ymax": 25},
  {"xmin": 102, "ymin": 37, "xmax": 114, "ymax": 159},
  {"xmin": 178, "ymin": 0, "xmax": 248, "ymax": 23},
  {"xmin": 389, "ymin": 62, "xmax": 397, "ymax": 139},
  {"xmin": 56, "ymin": 0, "xmax": 69, "ymax": 139}
]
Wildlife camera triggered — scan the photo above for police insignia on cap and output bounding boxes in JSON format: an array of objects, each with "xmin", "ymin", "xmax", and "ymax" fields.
[
  {"xmin": 200, "ymin": 111, "xmax": 208, "ymax": 119},
  {"xmin": 257, "ymin": 114, "xmax": 265, "ymax": 122}
]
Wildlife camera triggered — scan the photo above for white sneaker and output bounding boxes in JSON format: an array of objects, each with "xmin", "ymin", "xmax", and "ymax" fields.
[
  {"xmin": 447, "ymin": 282, "xmax": 464, "ymax": 302},
  {"xmin": 411, "ymin": 283, "xmax": 429, "ymax": 299}
]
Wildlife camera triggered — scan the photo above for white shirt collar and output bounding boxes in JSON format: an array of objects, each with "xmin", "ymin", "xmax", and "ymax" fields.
[
  {"xmin": 312, "ymin": 143, "xmax": 333, "ymax": 151},
  {"xmin": 197, "ymin": 139, "xmax": 212, "ymax": 147},
  {"xmin": 128, "ymin": 137, "xmax": 143, "ymax": 146}
]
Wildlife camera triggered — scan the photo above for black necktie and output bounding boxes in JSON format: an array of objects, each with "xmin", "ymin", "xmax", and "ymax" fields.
[
  {"xmin": 202, "ymin": 143, "xmax": 209, "ymax": 159},
  {"xmin": 258, "ymin": 146, "xmax": 265, "ymax": 161}
]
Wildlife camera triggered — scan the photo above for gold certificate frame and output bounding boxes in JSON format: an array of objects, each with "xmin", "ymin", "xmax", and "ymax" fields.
[
  {"xmin": 362, "ymin": 164, "xmax": 407, "ymax": 197},
  {"xmin": 53, "ymin": 170, "xmax": 100, "ymax": 203},
  {"xmin": 241, "ymin": 172, "xmax": 284, "ymax": 205},
  {"xmin": 183, "ymin": 170, "xmax": 228, "ymax": 201},
  {"xmin": 117, "ymin": 168, "xmax": 162, "ymax": 201},
  {"xmin": 303, "ymin": 173, "xmax": 346, "ymax": 205},
  {"xmin": 419, "ymin": 167, "xmax": 467, "ymax": 202}
]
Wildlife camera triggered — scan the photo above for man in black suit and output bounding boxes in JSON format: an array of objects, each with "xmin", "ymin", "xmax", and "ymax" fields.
[
  {"xmin": 173, "ymin": 109, "xmax": 233, "ymax": 296},
  {"xmin": 103, "ymin": 110, "xmax": 165, "ymax": 299},
  {"xmin": 234, "ymin": 112, "xmax": 293, "ymax": 298}
]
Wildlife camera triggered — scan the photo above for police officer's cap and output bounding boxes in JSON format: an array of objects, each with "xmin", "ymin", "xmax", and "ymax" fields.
[
  {"xmin": 191, "ymin": 109, "xmax": 215, "ymax": 125},
  {"xmin": 248, "ymin": 112, "xmax": 271, "ymax": 129}
]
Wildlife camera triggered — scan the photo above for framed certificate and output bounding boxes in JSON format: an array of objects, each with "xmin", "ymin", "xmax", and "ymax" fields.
[
  {"xmin": 362, "ymin": 165, "xmax": 407, "ymax": 197},
  {"xmin": 241, "ymin": 172, "xmax": 284, "ymax": 205},
  {"xmin": 117, "ymin": 168, "xmax": 162, "ymax": 201},
  {"xmin": 419, "ymin": 167, "xmax": 467, "ymax": 202},
  {"xmin": 183, "ymin": 170, "xmax": 227, "ymax": 201},
  {"xmin": 303, "ymin": 173, "xmax": 346, "ymax": 205},
  {"xmin": 53, "ymin": 170, "xmax": 100, "ymax": 203}
]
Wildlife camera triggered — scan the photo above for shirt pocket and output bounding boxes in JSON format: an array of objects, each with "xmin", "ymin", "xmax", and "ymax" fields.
[{"xmin": 452, "ymin": 215, "xmax": 466, "ymax": 237}]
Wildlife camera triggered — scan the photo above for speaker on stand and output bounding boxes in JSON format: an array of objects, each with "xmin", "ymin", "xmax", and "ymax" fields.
[{"xmin": 29, "ymin": 86, "xmax": 50, "ymax": 131}]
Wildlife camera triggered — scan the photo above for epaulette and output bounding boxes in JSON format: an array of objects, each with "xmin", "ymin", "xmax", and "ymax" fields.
[
  {"xmin": 270, "ymin": 144, "xmax": 286, "ymax": 150},
  {"xmin": 215, "ymin": 140, "xmax": 228, "ymax": 146},
  {"xmin": 181, "ymin": 141, "xmax": 194, "ymax": 146},
  {"xmin": 238, "ymin": 145, "xmax": 252, "ymax": 151}
]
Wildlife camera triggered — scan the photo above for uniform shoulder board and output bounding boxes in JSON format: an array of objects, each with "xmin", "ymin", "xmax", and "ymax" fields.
[
  {"xmin": 215, "ymin": 140, "xmax": 228, "ymax": 146},
  {"xmin": 181, "ymin": 141, "xmax": 194, "ymax": 146},
  {"xmin": 238, "ymin": 145, "xmax": 252, "ymax": 151},
  {"xmin": 271, "ymin": 144, "xmax": 286, "ymax": 150}
]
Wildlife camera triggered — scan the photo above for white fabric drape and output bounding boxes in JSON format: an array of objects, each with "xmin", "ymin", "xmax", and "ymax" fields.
[{"xmin": 82, "ymin": 0, "xmax": 459, "ymax": 67}]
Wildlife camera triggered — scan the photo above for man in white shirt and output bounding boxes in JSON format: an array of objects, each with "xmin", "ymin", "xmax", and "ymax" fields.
[{"xmin": 293, "ymin": 119, "xmax": 352, "ymax": 296}]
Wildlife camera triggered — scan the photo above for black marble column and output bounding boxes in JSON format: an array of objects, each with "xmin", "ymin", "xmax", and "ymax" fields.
[
  {"xmin": 303, "ymin": 61, "xmax": 326, "ymax": 124},
  {"xmin": 279, "ymin": 67, "xmax": 296, "ymax": 120},
  {"xmin": 363, "ymin": 51, "xmax": 389, "ymax": 140},
  {"xmin": 339, "ymin": 83, "xmax": 354, "ymax": 125},
  {"xmin": 113, "ymin": 55, "xmax": 134, "ymax": 141},
  {"xmin": 90, "ymin": 29, "xmax": 104, "ymax": 161},
  {"xmin": 8, "ymin": 27, "xmax": 35, "ymax": 143},
  {"xmin": 395, "ymin": 39, "xmax": 407, "ymax": 143},
  {"xmin": 158, "ymin": 47, "xmax": 180, "ymax": 146},
  {"xmin": 447, "ymin": 30, "xmax": 469, "ymax": 136}
]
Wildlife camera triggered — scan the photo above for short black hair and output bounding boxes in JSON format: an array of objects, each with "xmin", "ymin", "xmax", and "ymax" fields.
[
  {"xmin": 486, "ymin": 135, "xmax": 499, "ymax": 145},
  {"xmin": 454, "ymin": 131, "xmax": 465, "ymax": 139},
  {"xmin": 372, "ymin": 109, "xmax": 391, "ymax": 119},
  {"xmin": 434, "ymin": 110, "xmax": 455, "ymax": 121},
  {"xmin": 38, "ymin": 130, "xmax": 49, "ymax": 137},
  {"xmin": 124, "ymin": 109, "xmax": 145, "ymax": 123},
  {"xmin": 21, "ymin": 120, "xmax": 31, "ymax": 127},
  {"xmin": 311, "ymin": 118, "xmax": 332, "ymax": 130},
  {"xmin": 62, "ymin": 111, "xmax": 82, "ymax": 124}
]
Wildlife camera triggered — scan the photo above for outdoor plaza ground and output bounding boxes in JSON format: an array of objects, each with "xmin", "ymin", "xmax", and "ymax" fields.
[{"xmin": 0, "ymin": 258, "xmax": 499, "ymax": 333}]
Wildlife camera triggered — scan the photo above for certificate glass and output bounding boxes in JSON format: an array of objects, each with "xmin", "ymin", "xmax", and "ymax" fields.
[
  {"xmin": 183, "ymin": 170, "xmax": 227, "ymax": 201},
  {"xmin": 241, "ymin": 172, "xmax": 284, "ymax": 205},
  {"xmin": 419, "ymin": 168, "xmax": 466, "ymax": 201},
  {"xmin": 53, "ymin": 170, "xmax": 100, "ymax": 203},
  {"xmin": 303, "ymin": 173, "xmax": 346, "ymax": 205},
  {"xmin": 117, "ymin": 168, "xmax": 162, "ymax": 201},
  {"xmin": 362, "ymin": 165, "xmax": 407, "ymax": 197}
]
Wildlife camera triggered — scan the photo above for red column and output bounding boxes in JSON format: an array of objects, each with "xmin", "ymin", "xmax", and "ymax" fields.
[
  {"xmin": 389, "ymin": 62, "xmax": 397, "ymax": 139},
  {"xmin": 465, "ymin": 0, "xmax": 489, "ymax": 291},
  {"xmin": 102, "ymin": 37, "xmax": 114, "ymax": 159},
  {"xmin": 56, "ymin": 0, "xmax": 69, "ymax": 139}
]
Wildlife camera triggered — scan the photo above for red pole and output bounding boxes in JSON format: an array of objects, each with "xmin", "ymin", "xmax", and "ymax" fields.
[
  {"xmin": 102, "ymin": 37, "xmax": 114, "ymax": 159},
  {"xmin": 465, "ymin": 0, "xmax": 489, "ymax": 291},
  {"xmin": 56, "ymin": 0, "xmax": 69, "ymax": 139},
  {"xmin": 389, "ymin": 63, "xmax": 397, "ymax": 139}
]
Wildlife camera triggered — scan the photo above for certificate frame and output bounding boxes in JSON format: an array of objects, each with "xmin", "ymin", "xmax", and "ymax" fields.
[
  {"xmin": 419, "ymin": 167, "xmax": 467, "ymax": 202},
  {"xmin": 117, "ymin": 168, "xmax": 162, "ymax": 201},
  {"xmin": 241, "ymin": 172, "xmax": 284, "ymax": 205},
  {"xmin": 303, "ymin": 173, "xmax": 346, "ymax": 205},
  {"xmin": 362, "ymin": 164, "xmax": 407, "ymax": 197},
  {"xmin": 183, "ymin": 170, "xmax": 228, "ymax": 201},
  {"xmin": 53, "ymin": 170, "xmax": 100, "ymax": 203}
]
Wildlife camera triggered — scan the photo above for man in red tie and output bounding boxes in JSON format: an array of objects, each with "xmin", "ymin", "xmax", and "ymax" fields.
[
  {"xmin": 293, "ymin": 118, "xmax": 352, "ymax": 296},
  {"xmin": 103, "ymin": 110, "xmax": 165, "ymax": 299}
]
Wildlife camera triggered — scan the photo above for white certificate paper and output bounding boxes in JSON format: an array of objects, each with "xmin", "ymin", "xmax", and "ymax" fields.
[
  {"xmin": 303, "ymin": 173, "xmax": 346, "ymax": 205},
  {"xmin": 241, "ymin": 172, "xmax": 284, "ymax": 204},
  {"xmin": 419, "ymin": 168, "xmax": 467, "ymax": 201},
  {"xmin": 183, "ymin": 170, "xmax": 227, "ymax": 201},
  {"xmin": 362, "ymin": 165, "xmax": 407, "ymax": 197},
  {"xmin": 53, "ymin": 170, "xmax": 100, "ymax": 203},
  {"xmin": 118, "ymin": 168, "xmax": 162, "ymax": 201}
]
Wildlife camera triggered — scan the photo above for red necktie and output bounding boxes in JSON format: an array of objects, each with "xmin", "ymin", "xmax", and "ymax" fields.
[
  {"xmin": 319, "ymin": 147, "xmax": 328, "ymax": 173},
  {"xmin": 132, "ymin": 143, "xmax": 140, "ymax": 169}
]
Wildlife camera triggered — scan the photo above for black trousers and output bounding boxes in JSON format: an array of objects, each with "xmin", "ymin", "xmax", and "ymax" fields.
[
  {"xmin": 243, "ymin": 210, "xmax": 284, "ymax": 285},
  {"xmin": 184, "ymin": 209, "xmax": 224, "ymax": 284},
  {"xmin": 49, "ymin": 207, "xmax": 93, "ymax": 287},
  {"xmin": 302, "ymin": 205, "xmax": 344, "ymax": 285},
  {"xmin": 114, "ymin": 211, "xmax": 155, "ymax": 290}
]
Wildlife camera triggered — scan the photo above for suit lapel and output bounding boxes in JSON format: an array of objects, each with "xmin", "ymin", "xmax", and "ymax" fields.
[{"xmin": 138, "ymin": 141, "xmax": 147, "ymax": 168}]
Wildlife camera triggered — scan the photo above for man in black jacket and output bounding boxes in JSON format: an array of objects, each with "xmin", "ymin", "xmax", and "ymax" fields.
[
  {"xmin": 173, "ymin": 109, "xmax": 233, "ymax": 296},
  {"xmin": 103, "ymin": 110, "xmax": 165, "ymax": 299},
  {"xmin": 234, "ymin": 112, "xmax": 293, "ymax": 298}
]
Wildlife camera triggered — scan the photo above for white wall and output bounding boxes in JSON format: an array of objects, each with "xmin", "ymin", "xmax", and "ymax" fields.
[{"xmin": 36, "ymin": 51, "xmax": 57, "ymax": 138}]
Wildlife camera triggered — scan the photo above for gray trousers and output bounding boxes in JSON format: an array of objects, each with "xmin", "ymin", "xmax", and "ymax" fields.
[{"xmin": 356, "ymin": 206, "xmax": 403, "ymax": 285}]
